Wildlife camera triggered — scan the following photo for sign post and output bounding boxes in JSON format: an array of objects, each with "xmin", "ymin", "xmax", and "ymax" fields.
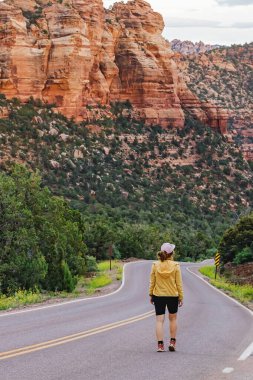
[
  {"xmin": 108, "ymin": 244, "xmax": 113, "ymax": 271},
  {"xmin": 214, "ymin": 252, "xmax": 221, "ymax": 279}
]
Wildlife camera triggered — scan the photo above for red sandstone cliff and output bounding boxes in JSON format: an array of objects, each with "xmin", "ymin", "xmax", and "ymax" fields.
[{"xmin": 0, "ymin": 0, "xmax": 228, "ymax": 131}]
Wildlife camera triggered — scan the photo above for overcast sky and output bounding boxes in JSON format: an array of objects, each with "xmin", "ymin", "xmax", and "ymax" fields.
[{"xmin": 104, "ymin": 0, "xmax": 253, "ymax": 45}]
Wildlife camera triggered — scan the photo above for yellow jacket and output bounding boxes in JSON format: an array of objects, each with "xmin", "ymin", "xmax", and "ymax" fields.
[{"xmin": 149, "ymin": 258, "xmax": 184, "ymax": 301}]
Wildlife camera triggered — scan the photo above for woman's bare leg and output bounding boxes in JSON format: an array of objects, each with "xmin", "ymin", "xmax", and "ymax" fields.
[
  {"xmin": 156, "ymin": 315, "xmax": 165, "ymax": 341},
  {"xmin": 169, "ymin": 313, "xmax": 177, "ymax": 338}
]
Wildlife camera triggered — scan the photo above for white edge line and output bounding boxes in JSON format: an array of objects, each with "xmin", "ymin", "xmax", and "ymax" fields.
[
  {"xmin": 186, "ymin": 266, "xmax": 253, "ymax": 361},
  {"xmin": 186, "ymin": 266, "xmax": 253, "ymax": 317},
  {"xmin": 238, "ymin": 342, "xmax": 253, "ymax": 361},
  {"xmin": 0, "ymin": 261, "xmax": 144, "ymax": 318}
]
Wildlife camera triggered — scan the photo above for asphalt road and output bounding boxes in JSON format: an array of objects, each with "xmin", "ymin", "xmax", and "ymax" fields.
[{"xmin": 0, "ymin": 261, "xmax": 252, "ymax": 380}]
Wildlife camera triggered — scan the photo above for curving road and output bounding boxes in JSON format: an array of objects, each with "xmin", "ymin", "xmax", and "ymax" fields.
[{"xmin": 0, "ymin": 261, "xmax": 253, "ymax": 380}]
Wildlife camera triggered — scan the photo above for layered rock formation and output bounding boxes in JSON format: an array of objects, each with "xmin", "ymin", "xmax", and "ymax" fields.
[
  {"xmin": 0, "ymin": 0, "xmax": 228, "ymax": 131},
  {"xmin": 171, "ymin": 39, "xmax": 222, "ymax": 55}
]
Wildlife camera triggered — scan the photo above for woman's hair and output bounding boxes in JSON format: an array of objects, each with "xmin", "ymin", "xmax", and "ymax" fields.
[{"xmin": 157, "ymin": 251, "xmax": 173, "ymax": 262}]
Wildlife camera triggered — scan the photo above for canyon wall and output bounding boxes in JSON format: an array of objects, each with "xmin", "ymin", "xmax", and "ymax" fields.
[{"xmin": 0, "ymin": 0, "xmax": 228, "ymax": 131}]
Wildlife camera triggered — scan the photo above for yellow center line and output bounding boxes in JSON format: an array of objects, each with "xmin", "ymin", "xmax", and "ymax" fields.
[
  {"xmin": 0, "ymin": 310, "xmax": 154, "ymax": 361},
  {"xmin": 0, "ymin": 310, "xmax": 153, "ymax": 357}
]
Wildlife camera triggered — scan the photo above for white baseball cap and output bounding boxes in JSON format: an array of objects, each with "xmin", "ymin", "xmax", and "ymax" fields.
[{"xmin": 161, "ymin": 243, "xmax": 175, "ymax": 254}]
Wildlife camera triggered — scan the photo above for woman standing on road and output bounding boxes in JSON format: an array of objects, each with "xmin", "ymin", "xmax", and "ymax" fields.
[{"xmin": 149, "ymin": 242, "xmax": 184, "ymax": 352}]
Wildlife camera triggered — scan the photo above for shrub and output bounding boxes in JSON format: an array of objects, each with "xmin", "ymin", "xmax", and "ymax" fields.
[
  {"xmin": 233, "ymin": 247, "xmax": 253, "ymax": 265},
  {"xmin": 22, "ymin": 8, "xmax": 43, "ymax": 26},
  {"xmin": 85, "ymin": 256, "xmax": 98, "ymax": 273},
  {"xmin": 61, "ymin": 261, "xmax": 76, "ymax": 292}
]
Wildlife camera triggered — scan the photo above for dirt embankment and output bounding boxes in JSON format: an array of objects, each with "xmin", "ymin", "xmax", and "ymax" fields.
[{"xmin": 224, "ymin": 262, "xmax": 253, "ymax": 286}]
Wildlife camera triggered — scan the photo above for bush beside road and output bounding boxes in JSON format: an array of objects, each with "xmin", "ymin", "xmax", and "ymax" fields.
[{"xmin": 0, "ymin": 260, "xmax": 123, "ymax": 311}]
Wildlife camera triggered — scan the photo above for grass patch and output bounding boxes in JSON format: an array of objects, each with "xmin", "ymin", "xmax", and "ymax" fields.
[
  {"xmin": 85, "ymin": 260, "xmax": 123, "ymax": 294},
  {"xmin": 199, "ymin": 265, "xmax": 253, "ymax": 303},
  {"xmin": 97, "ymin": 259, "xmax": 123, "ymax": 280},
  {"xmin": 0, "ymin": 290, "xmax": 44, "ymax": 311},
  {"xmin": 116, "ymin": 265, "xmax": 123, "ymax": 281},
  {"xmin": 85, "ymin": 275, "xmax": 112, "ymax": 295},
  {"xmin": 199, "ymin": 266, "xmax": 217, "ymax": 279},
  {"xmin": 0, "ymin": 289, "xmax": 79, "ymax": 311},
  {"xmin": 98, "ymin": 260, "xmax": 121, "ymax": 271}
]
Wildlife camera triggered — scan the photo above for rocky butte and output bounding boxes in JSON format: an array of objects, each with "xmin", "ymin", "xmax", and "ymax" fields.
[
  {"xmin": 0, "ymin": 0, "xmax": 228, "ymax": 132},
  {"xmin": 171, "ymin": 39, "xmax": 223, "ymax": 55}
]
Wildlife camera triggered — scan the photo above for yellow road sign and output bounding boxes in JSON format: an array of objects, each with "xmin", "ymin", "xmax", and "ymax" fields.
[
  {"xmin": 215, "ymin": 252, "xmax": 220, "ymax": 267},
  {"xmin": 214, "ymin": 252, "xmax": 221, "ymax": 278}
]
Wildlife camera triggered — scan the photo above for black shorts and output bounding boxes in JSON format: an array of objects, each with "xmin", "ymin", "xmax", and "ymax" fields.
[{"xmin": 153, "ymin": 296, "xmax": 179, "ymax": 315}]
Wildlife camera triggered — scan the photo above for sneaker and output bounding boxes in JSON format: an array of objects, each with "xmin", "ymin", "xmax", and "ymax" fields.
[
  {"xmin": 157, "ymin": 343, "xmax": 165, "ymax": 352},
  {"xmin": 169, "ymin": 339, "xmax": 176, "ymax": 352}
]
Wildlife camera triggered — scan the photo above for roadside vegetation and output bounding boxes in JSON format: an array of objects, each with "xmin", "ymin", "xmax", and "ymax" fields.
[
  {"xmin": 0, "ymin": 165, "xmax": 164, "ymax": 297},
  {"xmin": 85, "ymin": 275, "xmax": 112, "ymax": 295},
  {"xmin": 98, "ymin": 260, "xmax": 123, "ymax": 281},
  {"xmin": 199, "ymin": 266, "xmax": 253, "ymax": 304},
  {"xmin": 0, "ymin": 260, "xmax": 123, "ymax": 310},
  {"xmin": 218, "ymin": 213, "xmax": 253, "ymax": 264},
  {"xmin": 0, "ymin": 290, "xmax": 44, "ymax": 311},
  {"xmin": 198, "ymin": 213, "xmax": 253, "ymax": 306},
  {"xmin": 84, "ymin": 259, "xmax": 123, "ymax": 295}
]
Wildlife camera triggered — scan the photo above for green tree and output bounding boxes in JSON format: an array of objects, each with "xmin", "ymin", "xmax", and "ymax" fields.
[
  {"xmin": 83, "ymin": 217, "xmax": 115, "ymax": 260},
  {"xmin": 219, "ymin": 213, "xmax": 253, "ymax": 264},
  {"xmin": 0, "ymin": 170, "xmax": 47, "ymax": 293},
  {"xmin": 116, "ymin": 224, "xmax": 171, "ymax": 260},
  {"xmin": 0, "ymin": 165, "xmax": 87, "ymax": 294}
]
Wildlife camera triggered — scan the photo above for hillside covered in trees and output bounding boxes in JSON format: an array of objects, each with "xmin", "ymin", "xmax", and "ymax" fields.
[
  {"xmin": 173, "ymin": 42, "xmax": 253, "ymax": 160},
  {"xmin": 0, "ymin": 96, "xmax": 252, "ymax": 275}
]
